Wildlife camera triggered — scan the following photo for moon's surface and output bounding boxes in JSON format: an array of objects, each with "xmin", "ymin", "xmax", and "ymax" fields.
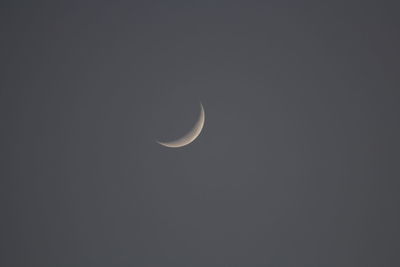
[{"xmin": 157, "ymin": 103, "xmax": 205, "ymax": 148}]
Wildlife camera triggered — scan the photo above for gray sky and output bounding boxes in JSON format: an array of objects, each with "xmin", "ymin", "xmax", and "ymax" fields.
[{"xmin": 1, "ymin": 1, "xmax": 400, "ymax": 266}]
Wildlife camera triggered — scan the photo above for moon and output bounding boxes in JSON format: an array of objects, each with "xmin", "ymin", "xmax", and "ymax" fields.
[{"xmin": 157, "ymin": 103, "xmax": 205, "ymax": 148}]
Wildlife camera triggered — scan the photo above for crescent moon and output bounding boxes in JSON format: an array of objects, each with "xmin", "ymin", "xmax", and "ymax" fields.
[{"xmin": 157, "ymin": 103, "xmax": 205, "ymax": 148}]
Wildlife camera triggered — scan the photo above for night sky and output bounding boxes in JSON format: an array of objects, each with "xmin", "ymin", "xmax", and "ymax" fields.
[{"xmin": 1, "ymin": 1, "xmax": 400, "ymax": 266}]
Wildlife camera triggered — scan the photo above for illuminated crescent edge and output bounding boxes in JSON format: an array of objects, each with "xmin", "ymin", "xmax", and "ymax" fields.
[{"xmin": 157, "ymin": 103, "xmax": 205, "ymax": 148}]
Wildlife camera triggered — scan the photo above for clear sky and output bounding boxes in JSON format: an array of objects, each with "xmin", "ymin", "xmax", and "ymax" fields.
[{"xmin": 1, "ymin": 1, "xmax": 399, "ymax": 266}]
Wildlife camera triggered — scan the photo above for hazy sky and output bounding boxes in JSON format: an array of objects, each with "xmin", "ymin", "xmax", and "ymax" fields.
[{"xmin": 1, "ymin": 1, "xmax": 400, "ymax": 266}]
